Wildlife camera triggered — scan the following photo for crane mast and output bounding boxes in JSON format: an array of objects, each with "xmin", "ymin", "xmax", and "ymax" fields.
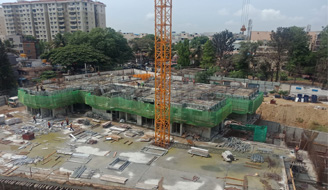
[{"xmin": 154, "ymin": 0, "xmax": 172, "ymax": 148}]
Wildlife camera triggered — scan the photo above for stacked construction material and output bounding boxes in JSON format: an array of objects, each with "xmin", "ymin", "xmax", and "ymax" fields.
[
  {"xmin": 188, "ymin": 147, "xmax": 209, "ymax": 157},
  {"xmin": 250, "ymin": 154, "xmax": 264, "ymax": 163}
]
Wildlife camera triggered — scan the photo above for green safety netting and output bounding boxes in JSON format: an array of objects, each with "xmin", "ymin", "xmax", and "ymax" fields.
[
  {"xmin": 18, "ymin": 89, "xmax": 233, "ymax": 128},
  {"xmin": 230, "ymin": 124, "xmax": 267, "ymax": 142},
  {"xmin": 85, "ymin": 94, "xmax": 232, "ymax": 128},
  {"xmin": 18, "ymin": 89, "xmax": 87, "ymax": 109},
  {"xmin": 219, "ymin": 92, "xmax": 263, "ymax": 114}
]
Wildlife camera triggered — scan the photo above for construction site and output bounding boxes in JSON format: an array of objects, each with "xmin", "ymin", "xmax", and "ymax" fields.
[
  {"xmin": 0, "ymin": 69, "xmax": 326, "ymax": 190},
  {"xmin": 0, "ymin": 0, "xmax": 327, "ymax": 189}
]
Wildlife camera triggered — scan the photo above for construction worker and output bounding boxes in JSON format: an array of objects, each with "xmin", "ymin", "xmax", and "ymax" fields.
[
  {"xmin": 48, "ymin": 121, "xmax": 51, "ymax": 128},
  {"xmin": 69, "ymin": 123, "xmax": 74, "ymax": 131},
  {"xmin": 141, "ymin": 82, "xmax": 144, "ymax": 88},
  {"xmin": 61, "ymin": 121, "xmax": 64, "ymax": 128},
  {"xmin": 66, "ymin": 117, "xmax": 69, "ymax": 125},
  {"xmin": 193, "ymin": 79, "xmax": 195, "ymax": 85},
  {"xmin": 33, "ymin": 115, "xmax": 36, "ymax": 123},
  {"xmin": 36, "ymin": 85, "xmax": 39, "ymax": 91}
]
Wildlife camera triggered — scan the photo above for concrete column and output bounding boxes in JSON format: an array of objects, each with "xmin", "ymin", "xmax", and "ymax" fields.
[
  {"xmin": 125, "ymin": 113, "xmax": 128, "ymax": 122},
  {"xmin": 137, "ymin": 115, "xmax": 142, "ymax": 126},
  {"xmin": 108, "ymin": 111, "xmax": 113, "ymax": 121},
  {"xmin": 203, "ymin": 128, "xmax": 211, "ymax": 139},
  {"xmin": 180, "ymin": 123, "xmax": 183, "ymax": 136},
  {"xmin": 70, "ymin": 105, "xmax": 74, "ymax": 113}
]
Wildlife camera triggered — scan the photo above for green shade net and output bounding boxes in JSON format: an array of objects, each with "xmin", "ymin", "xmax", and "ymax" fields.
[
  {"xmin": 18, "ymin": 88, "xmax": 233, "ymax": 128},
  {"xmin": 230, "ymin": 124, "xmax": 267, "ymax": 142},
  {"xmin": 18, "ymin": 89, "xmax": 87, "ymax": 109},
  {"xmin": 219, "ymin": 92, "xmax": 263, "ymax": 114},
  {"xmin": 85, "ymin": 94, "xmax": 232, "ymax": 128}
]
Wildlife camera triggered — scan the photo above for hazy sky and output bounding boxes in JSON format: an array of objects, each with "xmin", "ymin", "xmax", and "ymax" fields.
[{"xmin": 1, "ymin": 0, "xmax": 328, "ymax": 34}]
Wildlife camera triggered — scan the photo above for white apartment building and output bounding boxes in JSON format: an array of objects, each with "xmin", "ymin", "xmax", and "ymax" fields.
[
  {"xmin": 172, "ymin": 31, "xmax": 201, "ymax": 43},
  {"xmin": 1, "ymin": 0, "xmax": 106, "ymax": 42}
]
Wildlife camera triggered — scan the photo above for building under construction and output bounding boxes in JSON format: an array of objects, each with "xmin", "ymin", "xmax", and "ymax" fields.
[{"xmin": 18, "ymin": 69, "xmax": 263, "ymax": 139}]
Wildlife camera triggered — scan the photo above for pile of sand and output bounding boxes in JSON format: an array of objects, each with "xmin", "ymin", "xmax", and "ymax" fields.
[{"xmin": 257, "ymin": 97, "xmax": 328, "ymax": 130}]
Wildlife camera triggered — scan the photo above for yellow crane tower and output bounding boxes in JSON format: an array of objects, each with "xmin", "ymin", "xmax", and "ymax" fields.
[{"xmin": 154, "ymin": 0, "xmax": 172, "ymax": 148}]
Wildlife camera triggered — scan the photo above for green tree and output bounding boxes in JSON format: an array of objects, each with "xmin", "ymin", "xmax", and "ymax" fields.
[
  {"xmin": 191, "ymin": 45, "xmax": 202, "ymax": 66},
  {"xmin": 67, "ymin": 28, "xmax": 133, "ymax": 65},
  {"xmin": 235, "ymin": 42, "xmax": 260, "ymax": 78},
  {"xmin": 212, "ymin": 29, "xmax": 235, "ymax": 60},
  {"xmin": 129, "ymin": 34, "xmax": 155, "ymax": 63},
  {"xmin": 315, "ymin": 26, "xmax": 328, "ymax": 88},
  {"xmin": 43, "ymin": 28, "xmax": 133, "ymax": 67},
  {"xmin": 269, "ymin": 27, "xmax": 290, "ymax": 82},
  {"xmin": 201, "ymin": 40, "xmax": 216, "ymax": 68},
  {"xmin": 51, "ymin": 33, "xmax": 67, "ymax": 49},
  {"xmin": 177, "ymin": 39, "xmax": 190, "ymax": 67},
  {"xmin": 41, "ymin": 45, "xmax": 110, "ymax": 73},
  {"xmin": 3, "ymin": 40, "xmax": 18, "ymax": 55},
  {"xmin": 39, "ymin": 71, "xmax": 57, "ymax": 80},
  {"xmin": 285, "ymin": 26, "xmax": 312, "ymax": 83},
  {"xmin": 195, "ymin": 67, "xmax": 218, "ymax": 84},
  {"xmin": 0, "ymin": 40, "xmax": 16, "ymax": 91},
  {"xmin": 190, "ymin": 36, "xmax": 209, "ymax": 48}
]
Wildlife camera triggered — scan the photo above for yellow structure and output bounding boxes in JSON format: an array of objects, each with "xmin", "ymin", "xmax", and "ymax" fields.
[{"xmin": 154, "ymin": 0, "xmax": 172, "ymax": 148}]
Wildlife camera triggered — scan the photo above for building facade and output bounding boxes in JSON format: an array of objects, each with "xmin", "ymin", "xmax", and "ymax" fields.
[
  {"xmin": 0, "ymin": 7, "xmax": 7, "ymax": 37},
  {"xmin": 2, "ymin": 0, "xmax": 106, "ymax": 42}
]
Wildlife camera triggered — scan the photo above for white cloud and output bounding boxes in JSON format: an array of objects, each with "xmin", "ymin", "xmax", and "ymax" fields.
[
  {"xmin": 145, "ymin": 12, "xmax": 154, "ymax": 20},
  {"xmin": 225, "ymin": 20, "xmax": 237, "ymax": 25},
  {"xmin": 234, "ymin": 5, "xmax": 303, "ymax": 22},
  {"xmin": 218, "ymin": 8, "xmax": 229, "ymax": 16},
  {"xmin": 261, "ymin": 9, "xmax": 285, "ymax": 21}
]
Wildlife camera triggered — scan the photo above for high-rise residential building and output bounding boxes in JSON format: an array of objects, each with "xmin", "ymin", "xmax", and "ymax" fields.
[{"xmin": 1, "ymin": 0, "xmax": 106, "ymax": 42}]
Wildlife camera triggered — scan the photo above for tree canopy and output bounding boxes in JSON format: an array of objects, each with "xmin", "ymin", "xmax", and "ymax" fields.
[
  {"xmin": 129, "ymin": 34, "xmax": 155, "ymax": 62},
  {"xmin": 176, "ymin": 39, "xmax": 190, "ymax": 67},
  {"xmin": 41, "ymin": 44, "xmax": 110, "ymax": 73},
  {"xmin": 234, "ymin": 42, "xmax": 260, "ymax": 78},
  {"xmin": 285, "ymin": 26, "xmax": 312, "ymax": 82},
  {"xmin": 201, "ymin": 40, "xmax": 216, "ymax": 69},
  {"xmin": 43, "ymin": 28, "xmax": 133, "ymax": 70},
  {"xmin": 212, "ymin": 30, "xmax": 235, "ymax": 60},
  {"xmin": 269, "ymin": 27, "xmax": 291, "ymax": 82},
  {"xmin": 190, "ymin": 36, "xmax": 209, "ymax": 48},
  {"xmin": 0, "ymin": 40, "xmax": 16, "ymax": 91}
]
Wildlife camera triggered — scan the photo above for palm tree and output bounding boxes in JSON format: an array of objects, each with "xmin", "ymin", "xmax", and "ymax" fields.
[{"xmin": 51, "ymin": 33, "xmax": 67, "ymax": 49}]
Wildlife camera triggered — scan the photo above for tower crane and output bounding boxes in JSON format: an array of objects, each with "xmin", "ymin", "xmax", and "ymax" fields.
[{"xmin": 154, "ymin": 0, "xmax": 172, "ymax": 148}]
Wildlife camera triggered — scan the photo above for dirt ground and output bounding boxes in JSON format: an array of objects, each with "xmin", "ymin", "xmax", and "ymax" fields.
[
  {"xmin": 0, "ymin": 105, "xmax": 26, "ymax": 115},
  {"xmin": 257, "ymin": 97, "xmax": 328, "ymax": 132}
]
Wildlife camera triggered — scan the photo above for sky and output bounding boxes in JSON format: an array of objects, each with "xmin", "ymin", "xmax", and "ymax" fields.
[{"xmin": 1, "ymin": 0, "xmax": 328, "ymax": 34}]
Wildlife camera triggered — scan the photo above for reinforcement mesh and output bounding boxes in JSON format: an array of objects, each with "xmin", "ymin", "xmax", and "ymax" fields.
[{"xmin": 230, "ymin": 124, "xmax": 267, "ymax": 142}]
